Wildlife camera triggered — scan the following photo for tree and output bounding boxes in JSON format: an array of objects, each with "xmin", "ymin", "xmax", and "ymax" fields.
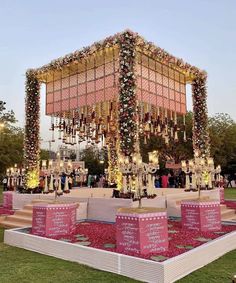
[
  {"xmin": 69, "ymin": 152, "xmax": 77, "ymax": 161},
  {"xmin": 39, "ymin": 149, "xmax": 50, "ymax": 161},
  {"xmin": 0, "ymin": 101, "xmax": 24, "ymax": 177},
  {"xmin": 208, "ymin": 113, "xmax": 236, "ymax": 172},
  {"xmin": 80, "ymin": 146, "xmax": 108, "ymax": 175},
  {"xmin": 140, "ymin": 112, "xmax": 194, "ymax": 166},
  {"xmin": 140, "ymin": 111, "xmax": 236, "ymax": 173}
]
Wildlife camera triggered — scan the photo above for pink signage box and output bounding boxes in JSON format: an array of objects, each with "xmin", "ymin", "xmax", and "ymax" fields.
[
  {"xmin": 116, "ymin": 207, "xmax": 168, "ymax": 255},
  {"xmin": 3, "ymin": 191, "xmax": 13, "ymax": 210},
  {"xmin": 32, "ymin": 203, "xmax": 78, "ymax": 237},
  {"xmin": 181, "ymin": 200, "xmax": 221, "ymax": 232}
]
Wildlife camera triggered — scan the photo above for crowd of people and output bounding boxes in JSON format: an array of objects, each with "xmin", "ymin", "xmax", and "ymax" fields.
[
  {"xmin": 154, "ymin": 171, "xmax": 186, "ymax": 188},
  {"xmin": 1, "ymin": 170, "xmax": 236, "ymax": 192}
]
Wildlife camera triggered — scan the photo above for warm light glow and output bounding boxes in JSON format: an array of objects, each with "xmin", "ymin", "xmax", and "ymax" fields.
[
  {"xmin": 59, "ymin": 160, "xmax": 64, "ymax": 168},
  {"xmin": 42, "ymin": 160, "xmax": 47, "ymax": 167},
  {"xmin": 181, "ymin": 160, "xmax": 186, "ymax": 168},
  {"xmin": 119, "ymin": 156, "xmax": 124, "ymax": 164},
  {"xmin": 148, "ymin": 152, "xmax": 153, "ymax": 163},
  {"xmin": 200, "ymin": 158, "xmax": 205, "ymax": 166},
  {"xmin": 189, "ymin": 160, "xmax": 194, "ymax": 168},
  {"xmin": 48, "ymin": 160, "xmax": 53, "ymax": 167},
  {"xmin": 124, "ymin": 157, "xmax": 129, "ymax": 165},
  {"xmin": 207, "ymin": 157, "xmax": 214, "ymax": 165},
  {"xmin": 137, "ymin": 156, "xmax": 142, "ymax": 165},
  {"xmin": 67, "ymin": 160, "xmax": 72, "ymax": 168},
  {"xmin": 26, "ymin": 169, "xmax": 39, "ymax": 189}
]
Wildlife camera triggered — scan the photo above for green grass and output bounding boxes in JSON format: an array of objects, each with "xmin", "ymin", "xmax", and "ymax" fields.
[
  {"xmin": 0, "ymin": 228, "xmax": 140, "ymax": 283},
  {"xmin": 177, "ymin": 250, "xmax": 236, "ymax": 283},
  {"xmin": 224, "ymin": 188, "xmax": 236, "ymax": 200}
]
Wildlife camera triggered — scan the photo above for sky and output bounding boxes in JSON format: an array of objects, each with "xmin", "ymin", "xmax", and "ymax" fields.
[{"xmin": 0, "ymin": 0, "xmax": 235, "ymax": 149}]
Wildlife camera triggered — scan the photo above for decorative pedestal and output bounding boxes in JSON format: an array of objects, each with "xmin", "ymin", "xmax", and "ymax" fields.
[
  {"xmin": 3, "ymin": 191, "xmax": 13, "ymax": 210},
  {"xmin": 116, "ymin": 207, "xmax": 168, "ymax": 255},
  {"xmin": 181, "ymin": 200, "xmax": 221, "ymax": 232},
  {"xmin": 32, "ymin": 203, "xmax": 78, "ymax": 237},
  {"xmin": 219, "ymin": 187, "xmax": 225, "ymax": 204}
]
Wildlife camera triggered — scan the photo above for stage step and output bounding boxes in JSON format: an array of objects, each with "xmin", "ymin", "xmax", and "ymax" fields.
[
  {"xmin": 0, "ymin": 202, "xmax": 34, "ymax": 229},
  {"xmin": 31, "ymin": 199, "xmax": 55, "ymax": 204},
  {"xmin": 6, "ymin": 214, "xmax": 32, "ymax": 223},
  {"xmin": 221, "ymin": 209, "xmax": 235, "ymax": 219},
  {"xmin": 23, "ymin": 204, "xmax": 33, "ymax": 211},
  {"xmin": 14, "ymin": 209, "xmax": 33, "ymax": 217},
  {"xmin": 0, "ymin": 198, "xmax": 61, "ymax": 229},
  {"xmin": 0, "ymin": 220, "xmax": 31, "ymax": 229}
]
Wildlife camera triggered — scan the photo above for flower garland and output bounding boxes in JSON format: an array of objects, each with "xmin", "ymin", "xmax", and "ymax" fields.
[
  {"xmin": 24, "ymin": 70, "xmax": 40, "ymax": 188},
  {"xmin": 136, "ymin": 36, "xmax": 207, "ymax": 79},
  {"xmin": 192, "ymin": 75, "xmax": 210, "ymax": 158},
  {"xmin": 118, "ymin": 31, "xmax": 137, "ymax": 156},
  {"xmin": 31, "ymin": 29, "xmax": 205, "ymax": 80}
]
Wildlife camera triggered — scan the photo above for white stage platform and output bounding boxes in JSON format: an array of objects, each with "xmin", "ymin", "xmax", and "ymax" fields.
[
  {"xmin": 4, "ymin": 223, "xmax": 236, "ymax": 283},
  {"xmin": 11, "ymin": 188, "xmax": 221, "ymax": 222}
]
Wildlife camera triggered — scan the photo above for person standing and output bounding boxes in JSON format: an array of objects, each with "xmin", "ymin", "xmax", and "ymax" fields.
[
  {"xmin": 168, "ymin": 172, "xmax": 175, "ymax": 188},
  {"xmin": 227, "ymin": 173, "xmax": 234, "ymax": 188},
  {"xmin": 161, "ymin": 173, "xmax": 169, "ymax": 188}
]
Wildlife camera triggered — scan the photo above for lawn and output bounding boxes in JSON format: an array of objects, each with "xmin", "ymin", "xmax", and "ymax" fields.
[
  {"xmin": 0, "ymin": 228, "xmax": 140, "ymax": 283},
  {"xmin": 224, "ymin": 188, "xmax": 236, "ymax": 200}
]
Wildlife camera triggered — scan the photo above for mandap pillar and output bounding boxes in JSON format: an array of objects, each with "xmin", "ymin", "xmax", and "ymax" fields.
[
  {"xmin": 192, "ymin": 74, "xmax": 210, "ymax": 158},
  {"xmin": 24, "ymin": 70, "xmax": 41, "ymax": 188}
]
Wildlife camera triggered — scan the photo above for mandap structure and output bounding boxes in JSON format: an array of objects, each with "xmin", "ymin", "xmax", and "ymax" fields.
[{"xmin": 24, "ymin": 29, "xmax": 210, "ymax": 188}]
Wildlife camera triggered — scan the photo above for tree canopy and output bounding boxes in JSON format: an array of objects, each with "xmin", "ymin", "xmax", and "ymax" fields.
[
  {"xmin": 0, "ymin": 101, "xmax": 24, "ymax": 176},
  {"xmin": 140, "ymin": 112, "xmax": 236, "ymax": 173},
  {"xmin": 80, "ymin": 146, "xmax": 108, "ymax": 175}
]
